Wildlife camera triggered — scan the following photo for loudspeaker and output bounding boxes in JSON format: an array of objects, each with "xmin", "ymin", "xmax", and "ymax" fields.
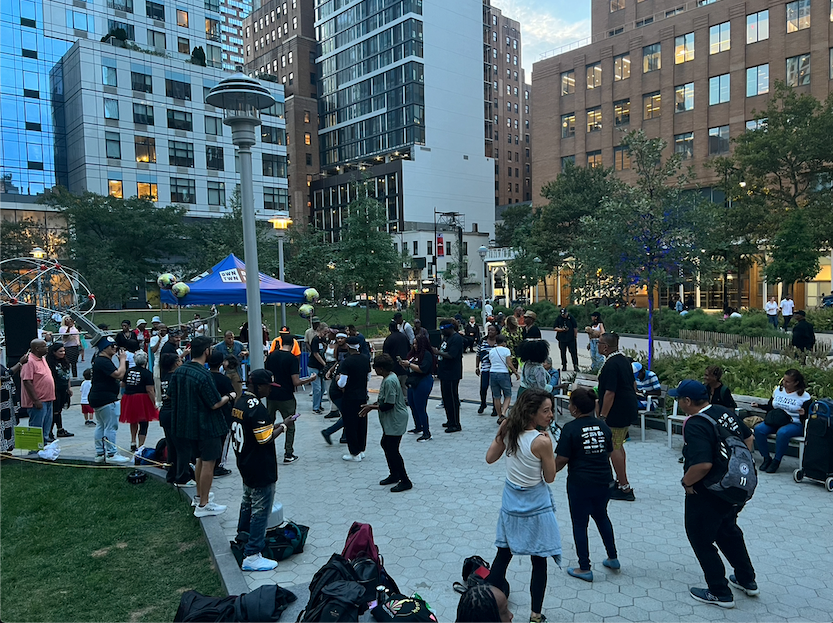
[
  {"xmin": 414, "ymin": 293, "xmax": 437, "ymax": 331},
  {"xmin": 2, "ymin": 304, "xmax": 37, "ymax": 366}
]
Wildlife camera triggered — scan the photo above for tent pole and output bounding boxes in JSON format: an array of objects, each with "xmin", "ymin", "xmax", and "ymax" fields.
[
  {"xmin": 274, "ymin": 303, "xmax": 278, "ymax": 337},
  {"xmin": 177, "ymin": 305, "xmax": 181, "ymax": 332}
]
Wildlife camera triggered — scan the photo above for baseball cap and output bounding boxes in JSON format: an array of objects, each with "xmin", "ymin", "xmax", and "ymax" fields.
[
  {"xmin": 97, "ymin": 337, "xmax": 117, "ymax": 350},
  {"xmin": 151, "ymin": 316, "xmax": 161, "ymax": 323},
  {"xmin": 279, "ymin": 325, "xmax": 291, "ymax": 335},
  {"xmin": 346, "ymin": 336, "xmax": 362, "ymax": 349},
  {"xmin": 524, "ymin": 310, "xmax": 537, "ymax": 319},
  {"xmin": 631, "ymin": 362, "xmax": 643, "ymax": 374},
  {"xmin": 311, "ymin": 316, "xmax": 320, "ymax": 322},
  {"xmin": 249, "ymin": 369, "xmax": 280, "ymax": 387},
  {"xmin": 560, "ymin": 307, "xmax": 568, "ymax": 313},
  {"xmin": 794, "ymin": 310, "xmax": 806, "ymax": 317},
  {"xmin": 668, "ymin": 380, "xmax": 709, "ymax": 401}
]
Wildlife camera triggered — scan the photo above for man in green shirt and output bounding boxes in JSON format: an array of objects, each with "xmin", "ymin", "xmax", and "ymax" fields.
[{"xmin": 361, "ymin": 354, "xmax": 412, "ymax": 492}]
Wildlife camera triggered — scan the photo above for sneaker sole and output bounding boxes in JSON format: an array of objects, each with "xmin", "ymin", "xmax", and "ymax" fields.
[
  {"xmin": 242, "ymin": 564, "xmax": 278, "ymax": 571},
  {"xmin": 728, "ymin": 579, "xmax": 759, "ymax": 596},
  {"xmin": 690, "ymin": 593, "xmax": 735, "ymax": 608}
]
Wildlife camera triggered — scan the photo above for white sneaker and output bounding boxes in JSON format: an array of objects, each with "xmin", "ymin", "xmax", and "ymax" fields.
[
  {"xmin": 242, "ymin": 553, "xmax": 278, "ymax": 571},
  {"xmin": 193, "ymin": 501, "xmax": 227, "ymax": 517},
  {"xmin": 107, "ymin": 454, "xmax": 131, "ymax": 464},
  {"xmin": 360, "ymin": 452, "xmax": 366, "ymax": 459},
  {"xmin": 94, "ymin": 455, "xmax": 106, "ymax": 463},
  {"xmin": 342, "ymin": 454, "xmax": 362, "ymax": 462},
  {"xmin": 191, "ymin": 492, "xmax": 215, "ymax": 507},
  {"xmin": 435, "ymin": 402, "xmax": 444, "ymax": 409},
  {"xmin": 175, "ymin": 480, "xmax": 197, "ymax": 488}
]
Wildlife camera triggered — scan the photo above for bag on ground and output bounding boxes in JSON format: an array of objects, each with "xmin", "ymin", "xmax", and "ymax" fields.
[
  {"xmin": 297, "ymin": 553, "xmax": 366, "ymax": 622},
  {"xmin": 371, "ymin": 594, "xmax": 438, "ymax": 622},
  {"xmin": 341, "ymin": 522, "xmax": 400, "ymax": 601},
  {"xmin": 453, "ymin": 555, "xmax": 491, "ymax": 594},
  {"xmin": 801, "ymin": 399, "xmax": 833, "ymax": 481},
  {"xmin": 174, "ymin": 585, "xmax": 296, "ymax": 622}
]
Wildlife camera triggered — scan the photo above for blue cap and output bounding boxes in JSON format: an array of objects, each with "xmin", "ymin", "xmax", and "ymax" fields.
[{"xmin": 668, "ymin": 380, "xmax": 709, "ymax": 401}]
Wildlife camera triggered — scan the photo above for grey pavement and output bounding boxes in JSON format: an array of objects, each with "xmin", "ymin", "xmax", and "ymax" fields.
[{"xmin": 43, "ymin": 359, "xmax": 833, "ymax": 622}]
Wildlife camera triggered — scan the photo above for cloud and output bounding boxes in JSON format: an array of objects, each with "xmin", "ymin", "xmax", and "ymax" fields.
[{"xmin": 491, "ymin": 0, "xmax": 592, "ymax": 77}]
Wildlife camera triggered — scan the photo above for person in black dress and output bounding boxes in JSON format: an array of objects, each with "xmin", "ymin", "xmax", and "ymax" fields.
[{"xmin": 338, "ymin": 336, "xmax": 371, "ymax": 461}]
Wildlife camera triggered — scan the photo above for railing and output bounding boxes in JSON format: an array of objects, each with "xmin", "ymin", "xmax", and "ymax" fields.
[
  {"xmin": 484, "ymin": 248, "xmax": 516, "ymax": 262},
  {"xmin": 678, "ymin": 329, "xmax": 831, "ymax": 354}
]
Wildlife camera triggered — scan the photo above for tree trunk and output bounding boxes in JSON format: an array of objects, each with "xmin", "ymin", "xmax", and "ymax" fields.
[
  {"xmin": 647, "ymin": 279, "xmax": 655, "ymax": 369},
  {"xmin": 365, "ymin": 299, "xmax": 370, "ymax": 328},
  {"xmin": 543, "ymin": 277, "xmax": 549, "ymax": 303}
]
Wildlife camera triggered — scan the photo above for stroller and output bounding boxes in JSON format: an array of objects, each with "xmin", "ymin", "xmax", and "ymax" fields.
[{"xmin": 793, "ymin": 399, "xmax": 833, "ymax": 492}]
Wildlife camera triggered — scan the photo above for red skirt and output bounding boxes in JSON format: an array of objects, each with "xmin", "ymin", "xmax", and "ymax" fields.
[{"xmin": 120, "ymin": 393, "xmax": 159, "ymax": 423}]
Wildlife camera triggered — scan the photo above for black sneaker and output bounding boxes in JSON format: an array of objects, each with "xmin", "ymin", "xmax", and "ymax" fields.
[
  {"xmin": 610, "ymin": 487, "xmax": 636, "ymax": 501},
  {"xmin": 477, "ymin": 405, "xmax": 486, "ymax": 414},
  {"xmin": 728, "ymin": 575, "xmax": 760, "ymax": 596},
  {"xmin": 379, "ymin": 475, "xmax": 398, "ymax": 486},
  {"xmin": 57, "ymin": 429, "xmax": 74, "ymax": 438},
  {"xmin": 444, "ymin": 425, "xmax": 462, "ymax": 433},
  {"xmin": 689, "ymin": 587, "xmax": 735, "ymax": 608},
  {"xmin": 321, "ymin": 430, "xmax": 333, "ymax": 445},
  {"xmin": 284, "ymin": 454, "xmax": 299, "ymax": 464},
  {"xmin": 339, "ymin": 437, "xmax": 348, "ymax": 444},
  {"xmin": 391, "ymin": 480, "xmax": 413, "ymax": 493},
  {"xmin": 324, "ymin": 411, "xmax": 340, "ymax": 419},
  {"xmin": 759, "ymin": 456, "xmax": 773, "ymax": 472},
  {"xmin": 407, "ymin": 428, "xmax": 423, "ymax": 435},
  {"xmin": 765, "ymin": 459, "xmax": 781, "ymax": 474},
  {"xmin": 417, "ymin": 434, "xmax": 432, "ymax": 442},
  {"xmin": 213, "ymin": 466, "xmax": 232, "ymax": 477},
  {"xmin": 130, "ymin": 443, "xmax": 138, "ymax": 452},
  {"xmin": 441, "ymin": 422, "xmax": 450, "ymax": 428}
]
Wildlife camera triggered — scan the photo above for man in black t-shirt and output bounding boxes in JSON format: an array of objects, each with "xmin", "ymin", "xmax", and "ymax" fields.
[
  {"xmin": 308, "ymin": 325, "xmax": 327, "ymax": 414},
  {"xmin": 265, "ymin": 328, "xmax": 317, "ymax": 464},
  {"xmin": 553, "ymin": 308, "xmax": 578, "ymax": 371},
  {"xmin": 89, "ymin": 338, "xmax": 129, "ymax": 463},
  {"xmin": 433, "ymin": 320, "xmax": 464, "ymax": 432},
  {"xmin": 209, "ymin": 350, "xmax": 235, "ymax": 478},
  {"xmin": 673, "ymin": 380, "xmax": 757, "ymax": 609},
  {"xmin": 231, "ymin": 369, "xmax": 293, "ymax": 572},
  {"xmin": 522, "ymin": 310, "xmax": 542, "ymax": 340},
  {"xmin": 596, "ymin": 333, "xmax": 638, "ymax": 501},
  {"xmin": 338, "ymin": 337, "xmax": 372, "ymax": 460}
]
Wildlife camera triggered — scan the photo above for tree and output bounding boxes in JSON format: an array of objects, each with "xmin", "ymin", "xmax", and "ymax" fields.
[
  {"xmin": 573, "ymin": 131, "xmax": 717, "ymax": 365},
  {"xmin": 442, "ymin": 259, "xmax": 477, "ymax": 298},
  {"xmin": 337, "ymin": 183, "xmax": 399, "ymax": 326},
  {"xmin": 0, "ymin": 216, "xmax": 66, "ymax": 261},
  {"xmin": 765, "ymin": 211, "xmax": 821, "ymax": 293},
  {"xmin": 494, "ymin": 203, "xmax": 534, "ymax": 248},
  {"xmin": 40, "ymin": 188, "xmax": 187, "ymax": 308},
  {"xmin": 284, "ymin": 223, "xmax": 346, "ymax": 301},
  {"xmin": 507, "ymin": 250, "xmax": 548, "ymax": 294}
]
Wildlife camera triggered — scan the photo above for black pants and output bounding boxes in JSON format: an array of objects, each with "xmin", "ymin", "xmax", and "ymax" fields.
[
  {"xmin": 479, "ymin": 371, "xmax": 491, "ymax": 408},
  {"xmin": 342, "ymin": 396, "xmax": 368, "ymax": 457},
  {"xmin": 440, "ymin": 379, "xmax": 461, "ymax": 428},
  {"xmin": 782, "ymin": 314, "xmax": 792, "ymax": 330},
  {"xmin": 567, "ymin": 484, "xmax": 617, "ymax": 570},
  {"xmin": 489, "ymin": 548, "xmax": 548, "ymax": 614},
  {"xmin": 684, "ymin": 490, "xmax": 756, "ymax": 598},
  {"xmin": 559, "ymin": 341, "xmax": 579, "ymax": 369},
  {"xmin": 381, "ymin": 434, "xmax": 408, "ymax": 482},
  {"xmin": 162, "ymin": 422, "xmax": 194, "ymax": 485}
]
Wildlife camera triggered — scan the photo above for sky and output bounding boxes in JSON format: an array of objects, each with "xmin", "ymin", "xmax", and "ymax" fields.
[{"xmin": 492, "ymin": 0, "xmax": 592, "ymax": 78}]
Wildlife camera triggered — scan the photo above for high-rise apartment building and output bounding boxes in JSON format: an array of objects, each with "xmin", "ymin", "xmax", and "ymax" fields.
[
  {"xmin": 219, "ymin": 0, "xmax": 250, "ymax": 70},
  {"xmin": 532, "ymin": 0, "xmax": 832, "ymax": 307},
  {"xmin": 1, "ymin": 0, "xmax": 288, "ymax": 223},
  {"xmin": 307, "ymin": 0, "xmax": 494, "ymax": 300},
  {"xmin": 242, "ymin": 0, "xmax": 318, "ymax": 223},
  {"xmin": 483, "ymin": 1, "xmax": 532, "ymax": 206}
]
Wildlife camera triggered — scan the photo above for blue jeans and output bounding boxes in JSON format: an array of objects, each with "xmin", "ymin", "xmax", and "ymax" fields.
[
  {"xmin": 236, "ymin": 482, "xmax": 276, "ymax": 557},
  {"xmin": 94, "ymin": 402, "xmax": 120, "ymax": 456},
  {"xmin": 310, "ymin": 371, "xmax": 324, "ymax": 411},
  {"xmin": 589, "ymin": 339, "xmax": 604, "ymax": 372},
  {"xmin": 407, "ymin": 374, "xmax": 433, "ymax": 435},
  {"xmin": 490, "ymin": 372, "xmax": 512, "ymax": 400},
  {"xmin": 767, "ymin": 315, "xmax": 778, "ymax": 330},
  {"xmin": 27, "ymin": 402, "xmax": 53, "ymax": 443},
  {"xmin": 754, "ymin": 421, "xmax": 803, "ymax": 461}
]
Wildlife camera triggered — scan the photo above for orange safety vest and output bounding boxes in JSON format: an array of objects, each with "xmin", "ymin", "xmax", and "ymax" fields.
[{"xmin": 269, "ymin": 336, "xmax": 301, "ymax": 356}]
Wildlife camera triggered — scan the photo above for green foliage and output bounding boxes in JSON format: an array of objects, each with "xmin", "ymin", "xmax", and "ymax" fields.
[
  {"xmin": 764, "ymin": 210, "xmax": 821, "ymax": 291},
  {"xmin": 507, "ymin": 251, "xmax": 548, "ymax": 292},
  {"xmin": 495, "ymin": 203, "xmax": 534, "ymax": 248},
  {"xmin": 285, "ymin": 222, "xmax": 345, "ymax": 300},
  {"xmin": 0, "ymin": 216, "xmax": 65, "ymax": 261},
  {"xmin": 190, "ymin": 46, "xmax": 206, "ymax": 66},
  {"xmin": 40, "ymin": 188, "xmax": 186, "ymax": 308}
]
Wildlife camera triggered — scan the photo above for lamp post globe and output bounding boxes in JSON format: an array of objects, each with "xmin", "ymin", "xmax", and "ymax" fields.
[
  {"xmin": 206, "ymin": 74, "xmax": 276, "ymax": 369},
  {"xmin": 268, "ymin": 211, "xmax": 292, "ymax": 326}
]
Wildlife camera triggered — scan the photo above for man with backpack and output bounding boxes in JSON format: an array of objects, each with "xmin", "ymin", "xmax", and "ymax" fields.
[{"xmin": 672, "ymin": 380, "xmax": 758, "ymax": 609}]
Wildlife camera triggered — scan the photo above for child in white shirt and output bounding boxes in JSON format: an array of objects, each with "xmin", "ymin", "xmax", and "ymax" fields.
[{"xmin": 80, "ymin": 368, "xmax": 94, "ymax": 425}]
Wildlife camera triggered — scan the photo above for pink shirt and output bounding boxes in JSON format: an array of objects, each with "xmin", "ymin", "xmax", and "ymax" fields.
[{"xmin": 20, "ymin": 354, "xmax": 56, "ymax": 408}]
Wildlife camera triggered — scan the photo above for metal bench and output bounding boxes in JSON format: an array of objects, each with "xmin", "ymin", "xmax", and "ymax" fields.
[
  {"xmin": 553, "ymin": 372, "xmax": 597, "ymax": 418},
  {"xmin": 638, "ymin": 385, "xmax": 668, "ymax": 442}
]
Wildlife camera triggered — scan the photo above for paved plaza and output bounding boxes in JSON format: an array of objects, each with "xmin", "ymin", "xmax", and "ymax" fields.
[{"xmin": 46, "ymin": 336, "xmax": 833, "ymax": 622}]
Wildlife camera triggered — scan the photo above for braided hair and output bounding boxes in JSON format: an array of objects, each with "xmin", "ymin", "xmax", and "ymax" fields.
[{"xmin": 456, "ymin": 584, "xmax": 500, "ymax": 623}]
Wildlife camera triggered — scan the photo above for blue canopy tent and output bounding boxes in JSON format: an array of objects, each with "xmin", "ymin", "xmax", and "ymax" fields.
[{"xmin": 160, "ymin": 254, "xmax": 307, "ymax": 306}]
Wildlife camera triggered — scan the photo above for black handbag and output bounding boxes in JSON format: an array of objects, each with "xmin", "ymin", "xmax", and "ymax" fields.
[{"xmin": 763, "ymin": 408, "xmax": 792, "ymax": 430}]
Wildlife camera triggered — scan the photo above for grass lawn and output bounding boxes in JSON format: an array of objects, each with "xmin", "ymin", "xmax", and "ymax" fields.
[
  {"xmin": 0, "ymin": 461, "xmax": 223, "ymax": 622},
  {"xmin": 86, "ymin": 305, "xmax": 413, "ymax": 339}
]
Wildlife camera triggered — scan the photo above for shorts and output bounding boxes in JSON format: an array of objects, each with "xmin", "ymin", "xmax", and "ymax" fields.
[
  {"xmin": 190, "ymin": 436, "xmax": 223, "ymax": 462},
  {"xmin": 490, "ymin": 372, "xmax": 512, "ymax": 400},
  {"xmin": 610, "ymin": 426, "xmax": 629, "ymax": 450},
  {"xmin": 81, "ymin": 404, "xmax": 95, "ymax": 415}
]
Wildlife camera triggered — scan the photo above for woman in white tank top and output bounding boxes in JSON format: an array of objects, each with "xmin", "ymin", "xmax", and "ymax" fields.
[{"xmin": 486, "ymin": 388, "xmax": 562, "ymax": 623}]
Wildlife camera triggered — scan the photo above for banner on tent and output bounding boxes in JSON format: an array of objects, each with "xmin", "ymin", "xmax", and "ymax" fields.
[{"xmin": 220, "ymin": 268, "xmax": 247, "ymax": 283}]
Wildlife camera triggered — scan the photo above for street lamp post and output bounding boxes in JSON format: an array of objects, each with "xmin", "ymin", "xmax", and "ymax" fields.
[
  {"xmin": 269, "ymin": 211, "xmax": 292, "ymax": 327},
  {"xmin": 478, "ymin": 245, "xmax": 488, "ymax": 329},
  {"xmin": 206, "ymin": 74, "xmax": 276, "ymax": 370},
  {"xmin": 31, "ymin": 246, "xmax": 46, "ymax": 311}
]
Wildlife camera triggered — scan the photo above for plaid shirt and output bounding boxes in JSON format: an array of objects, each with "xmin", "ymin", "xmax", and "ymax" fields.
[{"xmin": 169, "ymin": 361, "xmax": 226, "ymax": 440}]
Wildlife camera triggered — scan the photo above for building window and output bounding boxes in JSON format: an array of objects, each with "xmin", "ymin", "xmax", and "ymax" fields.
[
  {"xmin": 107, "ymin": 0, "xmax": 133, "ymax": 12},
  {"xmin": 170, "ymin": 177, "xmax": 195, "ymax": 203},
  {"xmin": 177, "ymin": 37, "xmax": 189, "ymax": 54},
  {"xmin": 262, "ymin": 154, "xmax": 287, "ymax": 177},
  {"xmin": 675, "ymin": 83, "xmax": 694, "ymax": 112},
  {"xmin": 561, "ymin": 113, "xmax": 575, "ymax": 138},
  {"xmin": 168, "ymin": 140, "xmax": 194, "ymax": 167},
  {"xmin": 746, "ymin": 10, "xmax": 769, "ymax": 43},
  {"xmin": 561, "ymin": 155, "xmax": 575, "ymax": 170},
  {"xmin": 708, "ymin": 125, "xmax": 730, "ymax": 155},
  {"xmin": 674, "ymin": 33, "xmax": 694, "ymax": 64},
  {"xmin": 587, "ymin": 150, "xmax": 603, "ymax": 168},
  {"xmin": 786, "ymin": 0, "xmax": 810, "ymax": 32},
  {"xmin": 176, "ymin": 9, "xmax": 188, "ymax": 27},
  {"xmin": 146, "ymin": 1, "xmax": 164, "ymax": 20},
  {"xmin": 148, "ymin": 29, "xmax": 166, "ymax": 50},
  {"xmin": 830, "ymin": 47, "xmax": 833, "ymax": 80},
  {"xmin": 133, "ymin": 103, "xmax": 154, "ymax": 125},
  {"xmin": 167, "ymin": 109, "xmax": 192, "ymax": 131},
  {"xmin": 746, "ymin": 64, "xmax": 769, "ymax": 96},
  {"xmin": 304, "ymin": 132, "xmax": 311, "ymax": 145},
  {"xmin": 412, "ymin": 240, "xmax": 419, "ymax": 255},
  {"xmin": 614, "ymin": 146, "xmax": 631, "ymax": 170},
  {"xmin": 205, "ymin": 45, "xmax": 221, "ymax": 68},
  {"xmin": 165, "ymin": 78, "xmax": 191, "ymax": 100},
  {"xmin": 786, "ymin": 54, "xmax": 811, "ymax": 86},
  {"xmin": 66, "ymin": 10, "xmax": 89, "ymax": 31},
  {"xmin": 610, "ymin": 0, "xmax": 625, "ymax": 11},
  {"xmin": 709, "ymin": 22, "xmax": 730, "ymax": 54},
  {"xmin": 205, "ymin": 116, "xmax": 222, "ymax": 135},
  {"xmin": 746, "ymin": 119, "xmax": 767, "ymax": 131},
  {"xmin": 586, "ymin": 62, "xmax": 602, "ymax": 89},
  {"xmin": 104, "ymin": 98, "xmax": 119, "ymax": 120},
  {"xmin": 614, "ymin": 53, "xmax": 631, "ymax": 80},
  {"xmin": 674, "ymin": 132, "xmax": 694, "ymax": 159},
  {"xmin": 561, "ymin": 70, "xmax": 575, "ymax": 95},
  {"xmin": 261, "ymin": 126, "xmax": 285, "ymax": 144},
  {"xmin": 586, "ymin": 107, "xmax": 602, "ymax": 132},
  {"xmin": 709, "ymin": 74, "xmax": 730, "ymax": 104},
  {"xmin": 304, "ymin": 110, "xmax": 311, "ymax": 123},
  {"xmin": 205, "ymin": 0, "xmax": 219, "ymax": 11},
  {"xmin": 105, "ymin": 132, "xmax": 121, "ymax": 159},
  {"xmin": 643, "ymin": 43, "xmax": 661, "ymax": 72},
  {"xmin": 643, "ymin": 92, "xmax": 661, "ymax": 119},
  {"xmin": 614, "ymin": 99, "xmax": 630, "ymax": 126},
  {"xmin": 102, "ymin": 66, "xmax": 117, "ymax": 86},
  {"xmin": 206, "ymin": 17, "xmax": 220, "ymax": 41},
  {"xmin": 131, "ymin": 71, "xmax": 152, "ymax": 93},
  {"xmin": 207, "ymin": 181, "xmax": 225, "ymax": 206},
  {"xmin": 306, "ymin": 153, "xmax": 312, "ymax": 165},
  {"xmin": 137, "ymin": 182, "xmax": 158, "ymax": 201},
  {"xmin": 108, "ymin": 180, "xmax": 123, "ymax": 198},
  {"xmin": 107, "ymin": 20, "xmax": 135, "ymax": 40},
  {"xmin": 135, "ymin": 136, "xmax": 156, "ymax": 162},
  {"xmin": 206, "ymin": 146, "xmax": 224, "ymax": 170},
  {"xmin": 263, "ymin": 187, "xmax": 289, "ymax": 210}
]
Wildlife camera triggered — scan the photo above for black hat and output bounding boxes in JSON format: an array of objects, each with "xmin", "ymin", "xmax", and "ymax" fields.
[
  {"xmin": 346, "ymin": 336, "xmax": 362, "ymax": 348},
  {"xmin": 249, "ymin": 369, "xmax": 280, "ymax": 387}
]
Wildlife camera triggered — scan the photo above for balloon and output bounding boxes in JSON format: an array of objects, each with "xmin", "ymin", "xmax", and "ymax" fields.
[
  {"xmin": 298, "ymin": 303, "xmax": 314, "ymax": 319},
  {"xmin": 304, "ymin": 287, "xmax": 320, "ymax": 303},
  {"xmin": 172, "ymin": 282, "xmax": 190, "ymax": 298},
  {"xmin": 157, "ymin": 273, "xmax": 177, "ymax": 289}
]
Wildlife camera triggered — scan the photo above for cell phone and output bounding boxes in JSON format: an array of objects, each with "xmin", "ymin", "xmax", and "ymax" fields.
[{"xmin": 289, "ymin": 413, "xmax": 301, "ymax": 421}]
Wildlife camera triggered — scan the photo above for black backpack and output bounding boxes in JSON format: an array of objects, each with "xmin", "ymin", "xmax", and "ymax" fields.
[
  {"xmin": 697, "ymin": 412, "xmax": 758, "ymax": 506},
  {"xmin": 174, "ymin": 585, "xmax": 296, "ymax": 622},
  {"xmin": 298, "ymin": 553, "xmax": 367, "ymax": 622},
  {"xmin": 452, "ymin": 555, "xmax": 492, "ymax": 595}
]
